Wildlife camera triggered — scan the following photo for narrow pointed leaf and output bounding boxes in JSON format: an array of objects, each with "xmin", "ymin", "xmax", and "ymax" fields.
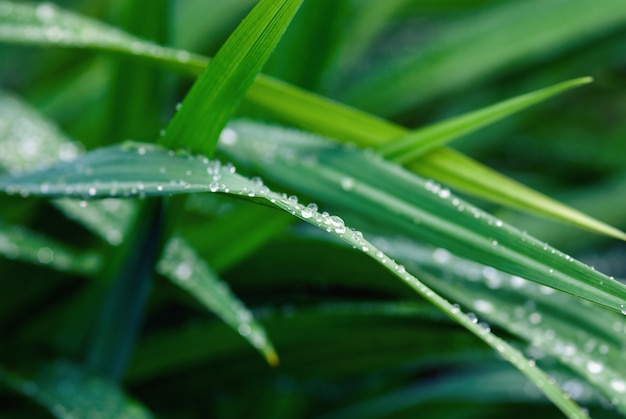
[
  {"xmin": 0, "ymin": 5, "xmax": 621, "ymax": 239},
  {"xmin": 157, "ymin": 236, "xmax": 279, "ymax": 365},
  {"xmin": 0, "ymin": 221, "xmax": 102, "ymax": 274},
  {"xmin": 219, "ymin": 121, "xmax": 626, "ymax": 313},
  {"xmin": 0, "ymin": 143, "xmax": 589, "ymax": 418},
  {"xmin": 378, "ymin": 77, "xmax": 593, "ymax": 162},
  {"xmin": 0, "ymin": 91, "xmax": 136, "ymax": 245},
  {"xmin": 158, "ymin": 0, "xmax": 303, "ymax": 155},
  {"xmin": 0, "ymin": 361, "xmax": 153, "ymax": 418}
]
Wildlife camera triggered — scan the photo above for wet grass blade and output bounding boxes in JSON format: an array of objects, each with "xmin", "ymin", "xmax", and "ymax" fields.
[
  {"xmin": 0, "ymin": 361, "xmax": 153, "ymax": 418},
  {"xmin": 378, "ymin": 77, "xmax": 593, "ymax": 162},
  {"xmin": 157, "ymin": 236, "xmax": 279, "ymax": 365},
  {"xmin": 0, "ymin": 5, "xmax": 621, "ymax": 239},
  {"xmin": 0, "ymin": 221, "xmax": 102, "ymax": 274},
  {"xmin": 219, "ymin": 121, "xmax": 626, "ymax": 313},
  {"xmin": 0, "ymin": 143, "xmax": 589, "ymax": 419},
  {"xmin": 158, "ymin": 0, "xmax": 303, "ymax": 156}
]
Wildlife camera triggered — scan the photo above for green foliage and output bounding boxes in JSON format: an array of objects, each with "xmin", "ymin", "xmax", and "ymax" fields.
[{"xmin": 1, "ymin": 0, "xmax": 626, "ymax": 418}]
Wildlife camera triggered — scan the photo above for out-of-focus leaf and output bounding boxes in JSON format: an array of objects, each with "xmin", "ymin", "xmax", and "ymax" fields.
[
  {"xmin": 157, "ymin": 236, "xmax": 279, "ymax": 365},
  {"xmin": 0, "ymin": 361, "xmax": 153, "ymax": 418},
  {"xmin": 0, "ymin": 220, "xmax": 101, "ymax": 274},
  {"xmin": 338, "ymin": 0, "xmax": 626, "ymax": 116}
]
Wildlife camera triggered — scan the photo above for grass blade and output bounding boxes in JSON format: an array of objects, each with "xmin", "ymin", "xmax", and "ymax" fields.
[
  {"xmin": 0, "ymin": 5, "xmax": 621, "ymax": 239},
  {"xmin": 157, "ymin": 236, "xmax": 279, "ymax": 365},
  {"xmin": 219, "ymin": 121, "xmax": 626, "ymax": 313},
  {"xmin": 0, "ymin": 221, "xmax": 101, "ymax": 274},
  {"xmin": 0, "ymin": 143, "xmax": 589, "ymax": 418},
  {"xmin": 0, "ymin": 361, "xmax": 153, "ymax": 418},
  {"xmin": 378, "ymin": 77, "xmax": 593, "ymax": 162},
  {"xmin": 158, "ymin": 0, "xmax": 304, "ymax": 155}
]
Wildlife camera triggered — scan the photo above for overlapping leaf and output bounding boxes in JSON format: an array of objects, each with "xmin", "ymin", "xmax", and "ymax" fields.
[
  {"xmin": 0, "ymin": 361, "xmax": 153, "ymax": 418},
  {"xmin": 0, "ymin": 142, "xmax": 595, "ymax": 417},
  {"xmin": 0, "ymin": 1, "xmax": 622, "ymax": 240}
]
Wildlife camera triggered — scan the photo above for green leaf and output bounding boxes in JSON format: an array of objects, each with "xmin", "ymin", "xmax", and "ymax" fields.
[
  {"xmin": 158, "ymin": 0, "xmax": 304, "ymax": 155},
  {"xmin": 219, "ymin": 120, "xmax": 626, "ymax": 314},
  {"xmin": 0, "ymin": 143, "xmax": 596, "ymax": 417},
  {"xmin": 0, "ymin": 220, "xmax": 102, "ymax": 274},
  {"xmin": 338, "ymin": 0, "xmax": 626, "ymax": 115},
  {"xmin": 0, "ymin": 1, "xmax": 206, "ymax": 74},
  {"xmin": 0, "ymin": 91, "xmax": 136, "ymax": 245},
  {"xmin": 0, "ymin": 5, "xmax": 621, "ymax": 240},
  {"xmin": 378, "ymin": 77, "xmax": 593, "ymax": 162},
  {"xmin": 0, "ymin": 361, "xmax": 153, "ymax": 418},
  {"xmin": 157, "ymin": 236, "xmax": 279, "ymax": 365},
  {"xmin": 371, "ymin": 236, "xmax": 626, "ymax": 415}
]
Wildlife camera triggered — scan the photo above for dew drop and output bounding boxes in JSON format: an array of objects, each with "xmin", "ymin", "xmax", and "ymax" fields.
[
  {"xmin": 219, "ymin": 128, "xmax": 238, "ymax": 146},
  {"xmin": 329, "ymin": 215, "xmax": 346, "ymax": 234},
  {"xmin": 301, "ymin": 207, "xmax": 313, "ymax": 219},
  {"xmin": 174, "ymin": 262, "xmax": 192, "ymax": 281},
  {"xmin": 36, "ymin": 3, "xmax": 55, "ymax": 21},
  {"xmin": 238, "ymin": 323, "xmax": 251, "ymax": 336},
  {"xmin": 586, "ymin": 360, "xmax": 604, "ymax": 374},
  {"xmin": 36, "ymin": 247, "xmax": 54, "ymax": 264},
  {"xmin": 209, "ymin": 182, "xmax": 220, "ymax": 192},
  {"xmin": 611, "ymin": 379, "xmax": 626, "ymax": 393},
  {"xmin": 88, "ymin": 187, "xmax": 97, "ymax": 196},
  {"xmin": 341, "ymin": 177, "xmax": 354, "ymax": 191}
]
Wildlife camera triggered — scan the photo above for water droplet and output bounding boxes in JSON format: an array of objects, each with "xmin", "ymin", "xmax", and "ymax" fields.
[
  {"xmin": 474, "ymin": 300, "xmax": 493, "ymax": 313},
  {"xmin": 528, "ymin": 312, "xmax": 542, "ymax": 324},
  {"xmin": 288, "ymin": 195, "xmax": 298, "ymax": 204},
  {"xmin": 223, "ymin": 162, "xmax": 236, "ymax": 174},
  {"xmin": 37, "ymin": 247, "xmax": 54, "ymax": 264},
  {"xmin": 586, "ymin": 360, "xmax": 604, "ymax": 374},
  {"xmin": 438, "ymin": 188, "xmax": 450, "ymax": 198},
  {"xmin": 36, "ymin": 3, "xmax": 55, "ymax": 22},
  {"xmin": 88, "ymin": 187, "xmax": 97, "ymax": 196},
  {"xmin": 329, "ymin": 215, "xmax": 346, "ymax": 234},
  {"xmin": 341, "ymin": 177, "xmax": 354, "ymax": 191},
  {"xmin": 611, "ymin": 379, "xmax": 626, "ymax": 393},
  {"xmin": 238, "ymin": 323, "xmax": 251, "ymax": 336},
  {"xmin": 467, "ymin": 312, "xmax": 478, "ymax": 324},
  {"xmin": 175, "ymin": 102, "xmax": 182, "ymax": 111},
  {"xmin": 219, "ymin": 128, "xmax": 238, "ymax": 146},
  {"xmin": 491, "ymin": 240, "xmax": 498, "ymax": 246},
  {"xmin": 174, "ymin": 262, "xmax": 192, "ymax": 281},
  {"xmin": 209, "ymin": 182, "xmax": 220, "ymax": 192},
  {"xmin": 432, "ymin": 248, "xmax": 450, "ymax": 264},
  {"xmin": 301, "ymin": 207, "xmax": 313, "ymax": 219}
]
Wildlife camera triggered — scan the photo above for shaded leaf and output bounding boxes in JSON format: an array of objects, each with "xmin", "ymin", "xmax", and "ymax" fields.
[{"xmin": 0, "ymin": 361, "xmax": 153, "ymax": 418}]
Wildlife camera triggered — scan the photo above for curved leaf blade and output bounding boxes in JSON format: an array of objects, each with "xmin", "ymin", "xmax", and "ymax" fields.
[
  {"xmin": 219, "ymin": 120, "xmax": 626, "ymax": 313},
  {"xmin": 157, "ymin": 236, "xmax": 279, "ymax": 366},
  {"xmin": 0, "ymin": 142, "xmax": 599, "ymax": 417},
  {"xmin": 0, "ymin": 4, "xmax": 621, "ymax": 240},
  {"xmin": 378, "ymin": 77, "xmax": 593, "ymax": 162},
  {"xmin": 0, "ymin": 221, "xmax": 102, "ymax": 274},
  {"xmin": 0, "ymin": 361, "xmax": 153, "ymax": 418}
]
